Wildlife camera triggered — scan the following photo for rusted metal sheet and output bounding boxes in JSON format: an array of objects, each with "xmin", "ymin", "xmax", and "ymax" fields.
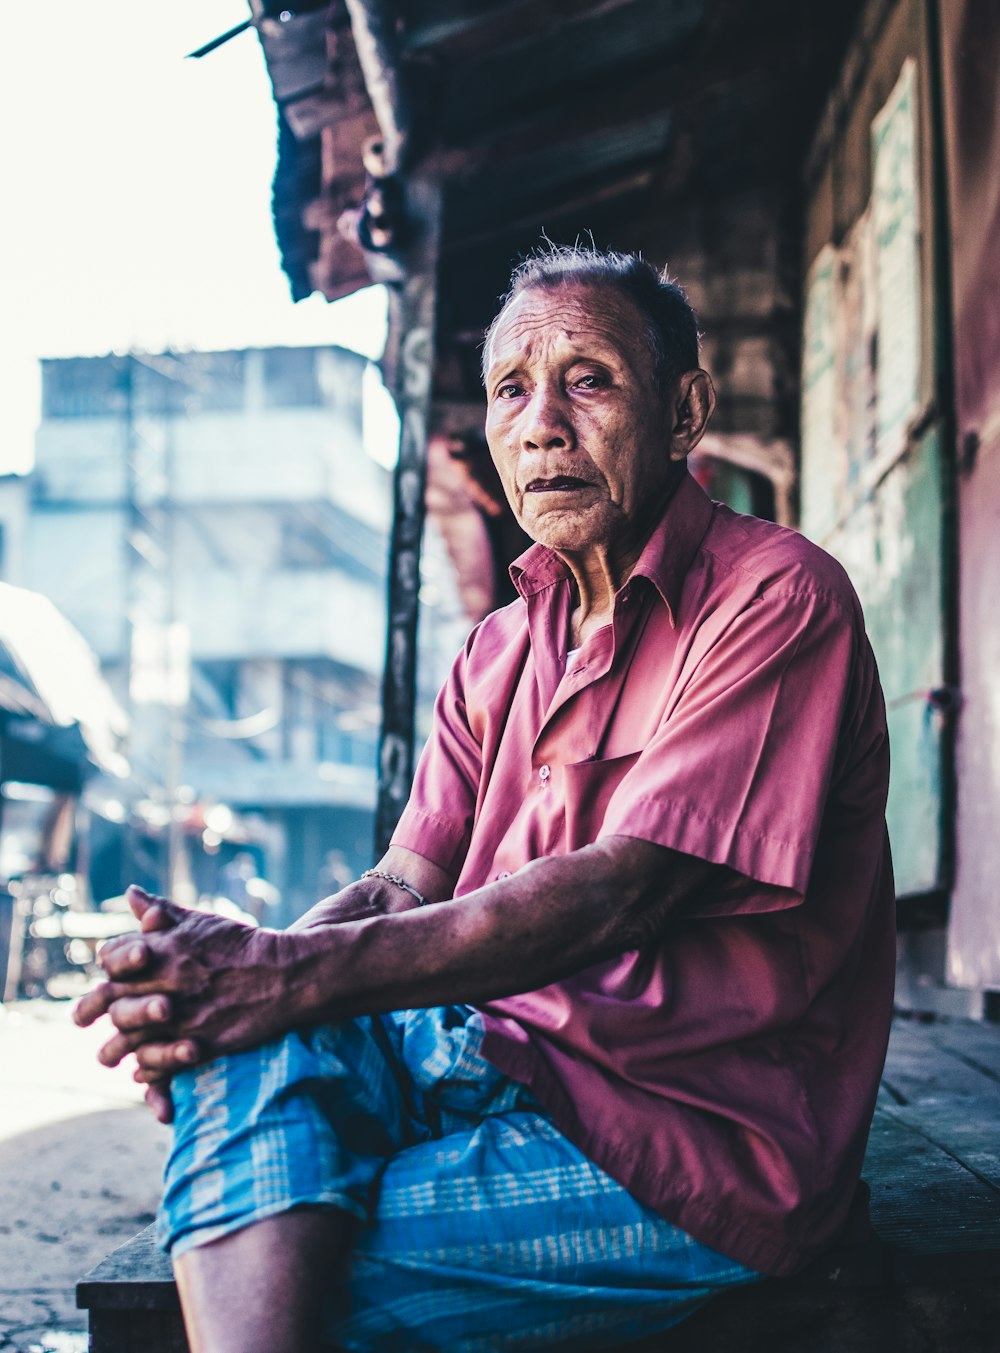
[{"xmin": 939, "ymin": 0, "xmax": 1000, "ymax": 990}]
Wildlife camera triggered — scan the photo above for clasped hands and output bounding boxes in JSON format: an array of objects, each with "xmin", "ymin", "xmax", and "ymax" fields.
[{"xmin": 74, "ymin": 885, "xmax": 301, "ymax": 1123}]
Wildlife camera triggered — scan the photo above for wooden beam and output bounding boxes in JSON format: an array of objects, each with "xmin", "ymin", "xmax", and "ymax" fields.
[
  {"xmin": 445, "ymin": 169, "xmax": 654, "ymax": 252},
  {"xmin": 283, "ymin": 90, "xmax": 371, "ymax": 141},
  {"xmin": 697, "ymin": 433, "xmax": 796, "ymax": 488},
  {"xmin": 442, "ymin": 0, "xmax": 703, "ymax": 134},
  {"xmin": 374, "ymin": 177, "xmax": 443, "ymax": 855},
  {"xmin": 445, "ymin": 113, "xmax": 671, "ymax": 237},
  {"xmin": 695, "ymin": 433, "xmax": 796, "ymax": 525},
  {"xmin": 431, "ymin": 62, "xmax": 686, "ymax": 175},
  {"xmin": 402, "ymin": 0, "xmax": 670, "ymax": 61}
]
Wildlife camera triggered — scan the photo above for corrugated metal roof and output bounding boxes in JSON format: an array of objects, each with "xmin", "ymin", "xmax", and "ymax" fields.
[
  {"xmin": 272, "ymin": 108, "xmax": 323, "ymax": 302},
  {"xmin": 253, "ymin": 0, "xmax": 865, "ymax": 313}
]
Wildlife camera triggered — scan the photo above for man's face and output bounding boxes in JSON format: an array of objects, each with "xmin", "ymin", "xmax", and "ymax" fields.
[{"xmin": 483, "ymin": 282, "xmax": 678, "ymax": 562}]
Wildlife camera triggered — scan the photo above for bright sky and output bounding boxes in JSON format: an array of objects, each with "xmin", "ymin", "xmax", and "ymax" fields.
[{"xmin": 0, "ymin": 0, "xmax": 392, "ymax": 474}]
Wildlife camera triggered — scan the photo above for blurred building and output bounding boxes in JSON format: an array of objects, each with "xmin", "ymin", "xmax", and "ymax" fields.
[{"xmin": 11, "ymin": 344, "xmax": 392, "ymax": 920}]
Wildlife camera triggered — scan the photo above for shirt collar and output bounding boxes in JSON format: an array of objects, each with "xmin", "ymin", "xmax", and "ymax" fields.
[{"xmin": 509, "ymin": 471, "xmax": 715, "ymax": 626}]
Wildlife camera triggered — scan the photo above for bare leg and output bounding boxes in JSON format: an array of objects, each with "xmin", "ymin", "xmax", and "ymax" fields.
[{"xmin": 173, "ymin": 1208, "xmax": 352, "ymax": 1353}]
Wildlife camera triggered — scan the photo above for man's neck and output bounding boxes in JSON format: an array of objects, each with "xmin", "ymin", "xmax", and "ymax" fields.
[{"xmin": 559, "ymin": 465, "xmax": 687, "ymax": 645}]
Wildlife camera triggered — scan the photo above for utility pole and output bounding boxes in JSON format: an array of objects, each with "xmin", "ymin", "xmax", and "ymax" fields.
[{"xmin": 122, "ymin": 352, "xmax": 191, "ymax": 899}]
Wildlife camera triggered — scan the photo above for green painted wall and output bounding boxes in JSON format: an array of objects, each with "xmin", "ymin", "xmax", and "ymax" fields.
[{"xmin": 822, "ymin": 426, "xmax": 946, "ymax": 893}]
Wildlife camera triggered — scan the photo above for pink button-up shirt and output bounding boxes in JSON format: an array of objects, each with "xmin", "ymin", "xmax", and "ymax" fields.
[{"xmin": 392, "ymin": 472, "xmax": 894, "ymax": 1277}]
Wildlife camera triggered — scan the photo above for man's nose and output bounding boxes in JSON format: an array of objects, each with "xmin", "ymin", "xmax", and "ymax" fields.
[{"xmin": 521, "ymin": 386, "xmax": 574, "ymax": 451}]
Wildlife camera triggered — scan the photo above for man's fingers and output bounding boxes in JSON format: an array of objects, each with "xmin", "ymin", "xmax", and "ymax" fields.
[
  {"xmin": 99, "ymin": 1026, "xmax": 198, "ymax": 1070},
  {"xmin": 73, "ymin": 980, "xmax": 116, "ymax": 1028},
  {"xmin": 144, "ymin": 1083, "xmax": 175, "ymax": 1125},
  {"xmin": 140, "ymin": 904, "xmax": 176, "ymax": 934},
  {"xmin": 99, "ymin": 937, "xmax": 152, "ymax": 980},
  {"xmin": 132, "ymin": 1064, "xmax": 174, "ymax": 1085},
  {"xmin": 126, "ymin": 884, "xmax": 168, "ymax": 921},
  {"xmin": 98, "ymin": 1028, "xmax": 142, "ymax": 1067},
  {"xmin": 77, "ymin": 975, "xmax": 178, "ymax": 1031},
  {"xmin": 77, "ymin": 986, "xmax": 169, "ymax": 1031},
  {"xmin": 127, "ymin": 885, "xmax": 187, "ymax": 932},
  {"xmin": 134, "ymin": 1039, "xmax": 199, "ymax": 1074},
  {"xmin": 108, "ymin": 994, "xmax": 172, "ymax": 1033}
]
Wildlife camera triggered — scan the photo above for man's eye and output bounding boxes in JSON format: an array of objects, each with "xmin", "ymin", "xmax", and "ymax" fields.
[
  {"xmin": 496, "ymin": 383, "xmax": 523, "ymax": 399},
  {"xmin": 573, "ymin": 373, "xmax": 602, "ymax": 389}
]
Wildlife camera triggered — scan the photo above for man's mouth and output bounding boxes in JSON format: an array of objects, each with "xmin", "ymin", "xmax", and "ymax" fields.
[{"xmin": 525, "ymin": 476, "xmax": 595, "ymax": 493}]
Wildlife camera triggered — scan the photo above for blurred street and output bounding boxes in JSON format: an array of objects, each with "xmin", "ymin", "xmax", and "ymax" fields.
[{"xmin": 0, "ymin": 998, "xmax": 167, "ymax": 1352}]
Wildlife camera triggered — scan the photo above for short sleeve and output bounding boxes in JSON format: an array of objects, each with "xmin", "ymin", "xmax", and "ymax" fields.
[
  {"xmin": 601, "ymin": 584, "xmax": 862, "ymax": 901},
  {"xmin": 390, "ymin": 636, "xmax": 483, "ymax": 877}
]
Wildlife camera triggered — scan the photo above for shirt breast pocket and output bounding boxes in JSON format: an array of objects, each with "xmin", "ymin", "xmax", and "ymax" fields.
[{"xmin": 563, "ymin": 751, "xmax": 642, "ymax": 851}]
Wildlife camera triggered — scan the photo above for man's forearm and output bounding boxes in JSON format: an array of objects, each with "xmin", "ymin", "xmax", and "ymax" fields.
[
  {"xmin": 283, "ymin": 835, "xmax": 715, "ymax": 1026},
  {"xmin": 80, "ymin": 836, "xmax": 717, "ymax": 1074},
  {"xmin": 290, "ymin": 846, "xmax": 457, "ymax": 931}
]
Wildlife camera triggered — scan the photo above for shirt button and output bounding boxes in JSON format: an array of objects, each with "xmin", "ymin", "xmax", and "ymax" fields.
[
  {"xmin": 497, "ymin": 870, "xmax": 511, "ymax": 880},
  {"xmin": 538, "ymin": 764, "xmax": 551, "ymax": 782}
]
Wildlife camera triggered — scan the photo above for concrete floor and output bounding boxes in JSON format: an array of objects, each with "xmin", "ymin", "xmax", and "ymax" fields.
[{"xmin": 0, "ymin": 999, "xmax": 167, "ymax": 1352}]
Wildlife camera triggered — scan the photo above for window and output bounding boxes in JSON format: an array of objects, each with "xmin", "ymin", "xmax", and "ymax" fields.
[{"xmin": 42, "ymin": 358, "xmax": 122, "ymax": 418}]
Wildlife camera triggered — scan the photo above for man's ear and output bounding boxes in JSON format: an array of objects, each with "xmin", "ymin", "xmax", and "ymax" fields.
[{"xmin": 667, "ymin": 369, "xmax": 716, "ymax": 461}]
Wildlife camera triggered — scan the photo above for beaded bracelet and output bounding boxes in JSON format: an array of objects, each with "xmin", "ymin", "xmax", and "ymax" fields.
[{"xmin": 360, "ymin": 868, "xmax": 429, "ymax": 907}]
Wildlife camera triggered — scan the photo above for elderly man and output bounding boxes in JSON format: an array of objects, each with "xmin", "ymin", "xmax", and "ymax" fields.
[{"xmin": 77, "ymin": 246, "xmax": 894, "ymax": 1353}]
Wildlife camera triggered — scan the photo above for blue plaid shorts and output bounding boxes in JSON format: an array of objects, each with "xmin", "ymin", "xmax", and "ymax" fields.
[{"xmin": 159, "ymin": 1006, "xmax": 759, "ymax": 1351}]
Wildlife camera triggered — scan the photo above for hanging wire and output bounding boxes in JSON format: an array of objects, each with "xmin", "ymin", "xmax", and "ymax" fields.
[{"xmin": 186, "ymin": 19, "xmax": 254, "ymax": 60}]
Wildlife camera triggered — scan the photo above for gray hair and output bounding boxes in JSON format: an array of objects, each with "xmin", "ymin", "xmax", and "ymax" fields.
[{"xmin": 482, "ymin": 243, "xmax": 700, "ymax": 393}]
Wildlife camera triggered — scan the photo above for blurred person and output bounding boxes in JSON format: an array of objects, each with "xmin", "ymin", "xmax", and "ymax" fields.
[
  {"xmin": 219, "ymin": 851, "xmax": 258, "ymax": 914},
  {"xmin": 317, "ymin": 847, "xmax": 353, "ymax": 898}
]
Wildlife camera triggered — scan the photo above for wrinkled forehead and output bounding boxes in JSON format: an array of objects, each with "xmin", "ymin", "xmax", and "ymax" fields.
[{"xmin": 483, "ymin": 282, "xmax": 651, "ymax": 381}]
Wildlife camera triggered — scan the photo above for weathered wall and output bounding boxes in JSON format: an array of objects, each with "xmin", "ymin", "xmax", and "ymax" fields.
[
  {"xmin": 940, "ymin": 0, "xmax": 1000, "ymax": 991},
  {"xmin": 799, "ymin": 0, "xmax": 952, "ymax": 898}
]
